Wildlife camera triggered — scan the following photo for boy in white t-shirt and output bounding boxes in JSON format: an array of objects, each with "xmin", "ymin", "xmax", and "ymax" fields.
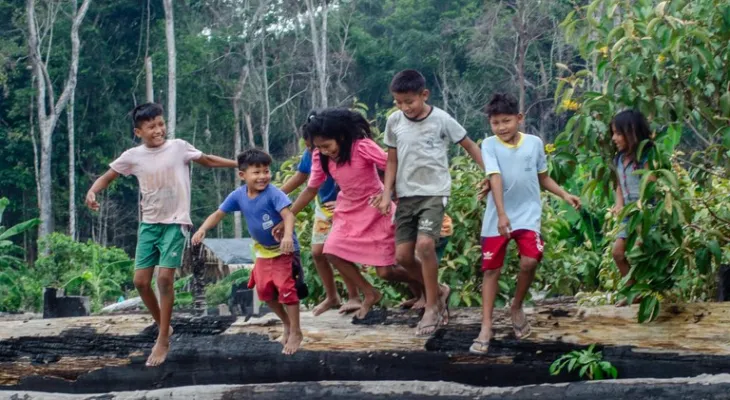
[
  {"xmin": 470, "ymin": 93, "xmax": 581, "ymax": 354},
  {"xmin": 85, "ymin": 103, "xmax": 237, "ymax": 366}
]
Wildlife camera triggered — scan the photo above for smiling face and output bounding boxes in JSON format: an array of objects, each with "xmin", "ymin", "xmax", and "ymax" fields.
[
  {"xmin": 313, "ymin": 136, "xmax": 340, "ymax": 160},
  {"xmin": 488, "ymin": 113, "xmax": 523, "ymax": 144},
  {"xmin": 393, "ymin": 90, "xmax": 430, "ymax": 120},
  {"xmin": 240, "ymin": 164, "xmax": 271, "ymax": 193},
  {"xmin": 134, "ymin": 116, "xmax": 167, "ymax": 148}
]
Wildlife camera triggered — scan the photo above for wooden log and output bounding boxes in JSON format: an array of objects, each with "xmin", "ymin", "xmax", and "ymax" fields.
[{"xmin": 2, "ymin": 302, "xmax": 730, "ymax": 394}]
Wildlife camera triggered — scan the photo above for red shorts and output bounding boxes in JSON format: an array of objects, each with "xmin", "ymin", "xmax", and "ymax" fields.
[
  {"xmin": 481, "ymin": 230, "xmax": 544, "ymax": 271},
  {"xmin": 247, "ymin": 253, "xmax": 300, "ymax": 305}
]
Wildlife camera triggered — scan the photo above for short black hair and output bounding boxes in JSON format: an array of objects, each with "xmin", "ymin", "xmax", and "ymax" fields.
[
  {"xmin": 131, "ymin": 103, "xmax": 165, "ymax": 128},
  {"xmin": 390, "ymin": 69, "xmax": 426, "ymax": 93},
  {"xmin": 237, "ymin": 148, "xmax": 272, "ymax": 171},
  {"xmin": 485, "ymin": 93, "xmax": 519, "ymax": 117}
]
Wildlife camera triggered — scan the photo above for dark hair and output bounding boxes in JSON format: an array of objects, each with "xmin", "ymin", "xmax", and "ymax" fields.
[
  {"xmin": 485, "ymin": 93, "xmax": 519, "ymax": 117},
  {"xmin": 237, "ymin": 148, "xmax": 272, "ymax": 171},
  {"xmin": 301, "ymin": 108, "xmax": 373, "ymax": 176},
  {"xmin": 131, "ymin": 103, "xmax": 165, "ymax": 129},
  {"xmin": 390, "ymin": 69, "xmax": 426, "ymax": 94},
  {"xmin": 610, "ymin": 109, "xmax": 653, "ymax": 161}
]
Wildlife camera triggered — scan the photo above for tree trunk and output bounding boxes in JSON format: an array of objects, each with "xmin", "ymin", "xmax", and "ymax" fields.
[
  {"xmin": 232, "ymin": 66, "xmax": 249, "ymax": 239},
  {"xmin": 515, "ymin": 0, "xmax": 527, "ymax": 118},
  {"xmin": 145, "ymin": 56, "xmax": 154, "ymax": 103},
  {"xmin": 304, "ymin": 0, "xmax": 328, "ymax": 108},
  {"xmin": 162, "ymin": 0, "xmax": 176, "ymax": 138},
  {"xmin": 68, "ymin": 87, "xmax": 76, "ymax": 240},
  {"xmin": 244, "ymin": 112, "xmax": 255, "ymax": 149},
  {"xmin": 4, "ymin": 303, "xmax": 730, "ymax": 393},
  {"xmin": 260, "ymin": 38, "xmax": 271, "ymax": 154},
  {"xmin": 26, "ymin": 0, "xmax": 92, "ymax": 242}
]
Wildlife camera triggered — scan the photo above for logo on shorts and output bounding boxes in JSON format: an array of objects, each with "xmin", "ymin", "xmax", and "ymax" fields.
[
  {"xmin": 419, "ymin": 219, "xmax": 435, "ymax": 231},
  {"xmin": 283, "ymin": 291, "xmax": 292, "ymax": 298},
  {"xmin": 483, "ymin": 251, "xmax": 493, "ymax": 260}
]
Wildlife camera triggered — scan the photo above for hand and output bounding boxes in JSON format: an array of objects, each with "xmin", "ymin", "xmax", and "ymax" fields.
[
  {"xmin": 369, "ymin": 192, "xmax": 391, "ymax": 215},
  {"xmin": 477, "ymin": 178, "xmax": 491, "ymax": 201},
  {"xmin": 191, "ymin": 230, "xmax": 206, "ymax": 245},
  {"xmin": 271, "ymin": 221, "xmax": 285, "ymax": 242},
  {"xmin": 323, "ymin": 201, "xmax": 336, "ymax": 214},
  {"xmin": 563, "ymin": 193, "xmax": 582, "ymax": 210},
  {"xmin": 497, "ymin": 214, "xmax": 511, "ymax": 238},
  {"xmin": 85, "ymin": 191, "xmax": 100, "ymax": 211},
  {"xmin": 280, "ymin": 235, "xmax": 294, "ymax": 254}
]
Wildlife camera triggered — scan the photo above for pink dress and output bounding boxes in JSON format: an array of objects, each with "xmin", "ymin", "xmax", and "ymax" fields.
[{"xmin": 308, "ymin": 138, "xmax": 396, "ymax": 267}]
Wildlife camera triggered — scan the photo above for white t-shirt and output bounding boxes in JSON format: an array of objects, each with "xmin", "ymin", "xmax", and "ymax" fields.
[
  {"xmin": 481, "ymin": 133, "xmax": 547, "ymax": 237},
  {"xmin": 110, "ymin": 139, "xmax": 202, "ymax": 225},
  {"xmin": 384, "ymin": 106, "xmax": 467, "ymax": 198}
]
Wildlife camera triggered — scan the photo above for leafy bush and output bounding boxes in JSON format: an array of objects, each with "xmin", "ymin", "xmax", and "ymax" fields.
[
  {"xmin": 550, "ymin": 344, "xmax": 618, "ymax": 380},
  {"xmin": 205, "ymin": 268, "xmax": 251, "ymax": 306},
  {"xmin": 0, "ymin": 198, "xmax": 41, "ymax": 312}
]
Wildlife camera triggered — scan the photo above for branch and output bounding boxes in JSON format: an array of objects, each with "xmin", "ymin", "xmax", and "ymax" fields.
[{"xmin": 53, "ymin": 0, "xmax": 91, "ymax": 123}]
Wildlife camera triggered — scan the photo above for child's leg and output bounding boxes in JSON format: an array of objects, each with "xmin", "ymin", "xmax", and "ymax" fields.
[
  {"xmin": 612, "ymin": 238, "xmax": 633, "ymax": 282},
  {"xmin": 146, "ymin": 267, "xmax": 176, "ymax": 367},
  {"xmin": 311, "ymin": 243, "xmax": 342, "ymax": 315},
  {"xmin": 284, "ymin": 303, "xmax": 303, "ymax": 355},
  {"xmin": 511, "ymin": 230, "xmax": 543, "ymax": 339},
  {"xmin": 475, "ymin": 268, "xmax": 502, "ymax": 344},
  {"xmin": 265, "ymin": 300, "xmax": 291, "ymax": 346},
  {"xmin": 133, "ymin": 267, "xmax": 161, "ymax": 325},
  {"xmin": 415, "ymin": 234, "xmax": 449, "ymax": 334},
  {"xmin": 326, "ymin": 254, "xmax": 381, "ymax": 319}
]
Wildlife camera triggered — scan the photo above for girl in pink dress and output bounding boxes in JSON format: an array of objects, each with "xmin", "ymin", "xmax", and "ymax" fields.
[{"xmin": 291, "ymin": 108, "xmax": 417, "ymax": 319}]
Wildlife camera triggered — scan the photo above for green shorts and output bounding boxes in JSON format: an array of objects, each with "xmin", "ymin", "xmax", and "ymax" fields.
[
  {"xmin": 135, "ymin": 223, "xmax": 188, "ymax": 269},
  {"xmin": 395, "ymin": 196, "xmax": 447, "ymax": 244}
]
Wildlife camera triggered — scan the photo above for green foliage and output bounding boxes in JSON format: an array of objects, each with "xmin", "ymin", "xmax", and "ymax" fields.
[
  {"xmin": 205, "ymin": 268, "xmax": 251, "ymax": 307},
  {"xmin": 555, "ymin": 0, "xmax": 730, "ymax": 321},
  {"xmin": 0, "ymin": 198, "xmax": 41, "ymax": 312},
  {"xmin": 550, "ymin": 344, "xmax": 618, "ymax": 380}
]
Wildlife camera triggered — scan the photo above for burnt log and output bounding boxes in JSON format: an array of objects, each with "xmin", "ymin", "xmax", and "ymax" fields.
[{"xmin": 2, "ymin": 303, "xmax": 730, "ymax": 394}]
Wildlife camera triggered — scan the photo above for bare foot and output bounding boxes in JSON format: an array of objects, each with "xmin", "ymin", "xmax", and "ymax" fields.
[
  {"xmin": 283, "ymin": 330, "xmax": 303, "ymax": 355},
  {"xmin": 416, "ymin": 307, "xmax": 444, "ymax": 336},
  {"xmin": 279, "ymin": 324, "xmax": 291, "ymax": 345},
  {"xmin": 511, "ymin": 307, "xmax": 531, "ymax": 339},
  {"xmin": 146, "ymin": 338, "xmax": 170, "ymax": 367},
  {"xmin": 313, "ymin": 297, "xmax": 341, "ymax": 316},
  {"xmin": 412, "ymin": 295, "xmax": 427, "ymax": 310},
  {"xmin": 338, "ymin": 298, "xmax": 362, "ymax": 314},
  {"xmin": 355, "ymin": 290, "xmax": 383, "ymax": 320},
  {"xmin": 439, "ymin": 284, "xmax": 451, "ymax": 325},
  {"xmin": 398, "ymin": 297, "xmax": 418, "ymax": 309}
]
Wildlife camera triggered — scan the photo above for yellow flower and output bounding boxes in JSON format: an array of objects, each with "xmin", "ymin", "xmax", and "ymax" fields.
[
  {"xmin": 657, "ymin": 54, "xmax": 666, "ymax": 63},
  {"xmin": 561, "ymin": 99, "xmax": 580, "ymax": 111},
  {"xmin": 598, "ymin": 46, "xmax": 609, "ymax": 57},
  {"xmin": 545, "ymin": 143, "xmax": 556, "ymax": 154}
]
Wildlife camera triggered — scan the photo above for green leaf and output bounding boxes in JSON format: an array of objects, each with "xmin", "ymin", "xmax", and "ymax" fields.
[
  {"xmin": 579, "ymin": 364, "xmax": 589, "ymax": 378},
  {"xmin": 0, "ymin": 218, "xmax": 41, "ymax": 241},
  {"xmin": 611, "ymin": 37, "xmax": 630, "ymax": 57},
  {"xmin": 638, "ymin": 295, "xmax": 661, "ymax": 323},
  {"xmin": 720, "ymin": 92, "xmax": 730, "ymax": 117}
]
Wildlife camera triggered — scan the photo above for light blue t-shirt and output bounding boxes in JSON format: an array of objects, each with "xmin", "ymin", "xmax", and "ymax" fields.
[
  {"xmin": 481, "ymin": 133, "xmax": 548, "ymax": 238},
  {"xmin": 219, "ymin": 184, "xmax": 300, "ymax": 257}
]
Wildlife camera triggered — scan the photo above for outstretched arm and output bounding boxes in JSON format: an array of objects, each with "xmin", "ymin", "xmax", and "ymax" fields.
[
  {"xmin": 459, "ymin": 137, "xmax": 484, "ymax": 170},
  {"xmin": 290, "ymin": 186, "xmax": 318, "ymax": 215},
  {"xmin": 85, "ymin": 169, "xmax": 120, "ymax": 211},
  {"xmin": 194, "ymin": 154, "xmax": 238, "ymax": 168},
  {"xmin": 280, "ymin": 172, "xmax": 309, "ymax": 195},
  {"xmin": 192, "ymin": 210, "xmax": 227, "ymax": 245},
  {"xmin": 538, "ymin": 172, "xmax": 581, "ymax": 209}
]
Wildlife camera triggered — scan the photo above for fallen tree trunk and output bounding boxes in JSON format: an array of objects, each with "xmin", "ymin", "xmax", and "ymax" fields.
[
  {"xmin": 6, "ymin": 375, "xmax": 730, "ymax": 400},
  {"xmin": 1, "ymin": 302, "xmax": 730, "ymax": 393}
]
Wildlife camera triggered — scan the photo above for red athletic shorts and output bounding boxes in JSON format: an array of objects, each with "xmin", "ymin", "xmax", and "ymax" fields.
[
  {"xmin": 247, "ymin": 253, "xmax": 300, "ymax": 305},
  {"xmin": 481, "ymin": 229, "xmax": 544, "ymax": 271}
]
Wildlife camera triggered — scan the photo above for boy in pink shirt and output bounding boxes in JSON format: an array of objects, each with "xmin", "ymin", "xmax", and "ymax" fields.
[{"xmin": 85, "ymin": 103, "xmax": 237, "ymax": 367}]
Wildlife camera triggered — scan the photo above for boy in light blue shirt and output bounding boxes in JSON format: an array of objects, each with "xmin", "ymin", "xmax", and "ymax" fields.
[{"xmin": 470, "ymin": 93, "xmax": 581, "ymax": 354}]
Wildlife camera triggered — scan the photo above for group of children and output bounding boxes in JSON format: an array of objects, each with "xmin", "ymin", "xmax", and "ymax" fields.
[{"xmin": 86, "ymin": 69, "xmax": 652, "ymax": 364}]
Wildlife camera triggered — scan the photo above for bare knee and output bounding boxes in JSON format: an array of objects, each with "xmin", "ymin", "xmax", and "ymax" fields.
[
  {"xmin": 396, "ymin": 250, "xmax": 416, "ymax": 268},
  {"xmin": 312, "ymin": 245, "xmax": 325, "ymax": 259},
  {"xmin": 612, "ymin": 240, "xmax": 626, "ymax": 262},
  {"xmin": 133, "ymin": 274, "xmax": 151, "ymax": 292},
  {"xmin": 376, "ymin": 267, "xmax": 395, "ymax": 280},
  {"xmin": 483, "ymin": 269, "xmax": 500, "ymax": 279},
  {"xmin": 415, "ymin": 237, "xmax": 436, "ymax": 258},
  {"xmin": 156, "ymin": 273, "xmax": 174, "ymax": 295},
  {"xmin": 519, "ymin": 258, "xmax": 538, "ymax": 273}
]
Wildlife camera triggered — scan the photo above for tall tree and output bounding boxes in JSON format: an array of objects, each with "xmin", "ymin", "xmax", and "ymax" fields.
[
  {"xmin": 162, "ymin": 0, "xmax": 176, "ymax": 138},
  {"xmin": 67, "ymin": 85, "xmax": 76, "ymax": 240},
  {"xmin": 27, "ymin": 0, "xmax": 91, "ymax": 241},
  {"xmin": 304, "ymin": 0, "xmax": 329, "ymax": 108}
]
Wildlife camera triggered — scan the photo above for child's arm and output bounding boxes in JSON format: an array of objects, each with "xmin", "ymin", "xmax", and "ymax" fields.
[
  {"xmin": 278, "ymin": 207, "xmax": 295, "ymax": 254},
  {"xmin": 613, "ymin": 181, "xmax": 625, "ymax": 214},
  {"xmin": 280, "ymin": 172, "xmax": 309, "ymax": 195},
  {"xmin": 191, "ymin": 210, "xmax": 227, "ymax": 245},
  {"xmin": 538, "ymin": 173, "xmax": 581, "ymax": 209},
  {"xmin": 489, "ymin": 174, "xmax": 511, "ymax": 238},
  {"xmin": 194, "ymin": 154, "xmax": 238, "ymax": 168},
  {"xmin": 85, "ymin": 169, "xmax": 120, "ymax": 211},
  {"xmin": 459, "ymin": 137, "xmax": 485, "ymax": 170},
  {"xmin": 290, "ymin": 187, "xmax": 318, "ymax": 215},
  {"xmin": 377, "ymin": 148, "xmax": 398, "ymax": 215}
]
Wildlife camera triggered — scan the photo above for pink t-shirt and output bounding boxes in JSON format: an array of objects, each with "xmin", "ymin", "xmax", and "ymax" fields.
[{"xmin": 110, "ymin": 139, "xmax": 202, "ymax": 225}]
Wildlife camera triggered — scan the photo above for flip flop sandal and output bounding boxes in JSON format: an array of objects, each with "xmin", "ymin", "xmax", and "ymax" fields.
[
  {"xmin": 469, "ymin": 339, "xmax": 490, "ymax": 354},
  {"xmin": 512, "ymin": 317, "xmax": 532, "ymax": 339},
  {"xmin": 416, "ymin": 310, "xmax": 445, "ymax": 337}
]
